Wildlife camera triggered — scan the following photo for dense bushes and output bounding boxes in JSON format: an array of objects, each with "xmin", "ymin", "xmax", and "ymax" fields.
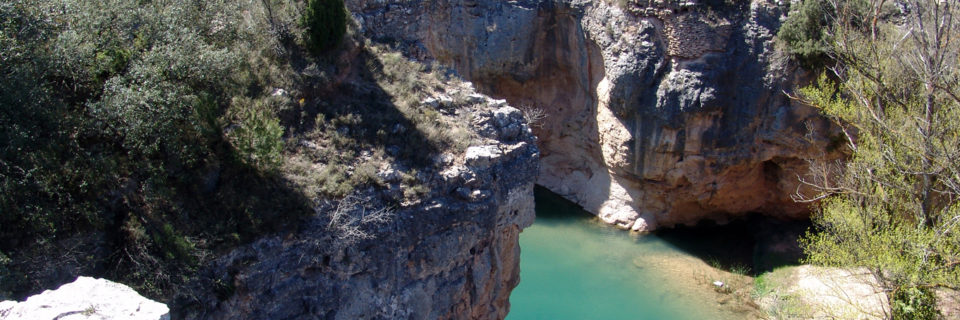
[
  {"xmin": 777, "ymin": 0, "xmax": 832, "ymax": 69},
  {"xmin": 0, "ymin": 0, "xmax": 313, "ymax": 298},
  {"xmin": 303, "ymin": 0, "xmax": 347, "ymax": 55},
  {"xmin": 228, "ymin": 97, "xmax": 286, "ymax": 171}
]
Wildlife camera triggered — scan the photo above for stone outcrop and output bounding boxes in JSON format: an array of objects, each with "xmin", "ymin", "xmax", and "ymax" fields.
[
  {"xmin": 172, "ymin": 95, "xmax": 539, "ymax": 319},
  {"xmin": 0, "ymin": 276, "xmax": 170, "ymax": 320},
  {"xmin": 347, "ymin": 0, "xmax": 838, "ymax": 230}
]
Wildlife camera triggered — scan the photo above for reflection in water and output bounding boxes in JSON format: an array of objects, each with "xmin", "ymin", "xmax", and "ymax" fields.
[{"xmin": 507, "ymin": 187, "xmax": 761, "ymax": 320}]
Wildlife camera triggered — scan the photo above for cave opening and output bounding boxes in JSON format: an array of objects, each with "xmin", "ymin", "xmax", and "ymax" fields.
[{"xmin": 655, "ymin": 213, "xmax": 810, "ymax": 276}]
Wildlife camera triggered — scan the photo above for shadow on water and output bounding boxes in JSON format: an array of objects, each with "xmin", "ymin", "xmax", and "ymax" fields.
[
  {"xmin": 532, "ymin": 186, "xmax": 596, "ymax": 222},
  {"xmin": 655, "ymin": 215, "xmax": 811, "ymax": 275},
  {"xmin": 532, "ymin": 185, "xmax": 810, "ymax": 275}
]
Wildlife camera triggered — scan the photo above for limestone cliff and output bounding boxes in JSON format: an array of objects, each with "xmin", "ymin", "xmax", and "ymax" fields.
[
  {"xmin": 172, "ymin": 97, "xmax": 539, "ymax": 319},
  {"xmin": 348, "ymin": 0, "xmax": 839, "ymax": 230}
]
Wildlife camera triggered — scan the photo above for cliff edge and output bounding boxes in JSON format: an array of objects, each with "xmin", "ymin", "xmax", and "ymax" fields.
[{"xmin": 172, "ymin": 87, "xmax": 539, "ymax": 319}]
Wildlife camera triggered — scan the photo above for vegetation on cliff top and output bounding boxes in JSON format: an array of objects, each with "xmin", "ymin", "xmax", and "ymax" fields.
[
  {"xmin": 0, "ymin": 0, "xmax": 472, "ymax": 300},
  {"xmin": 788, "ymin": 0, "xmax": 960, "ymax": 318}
]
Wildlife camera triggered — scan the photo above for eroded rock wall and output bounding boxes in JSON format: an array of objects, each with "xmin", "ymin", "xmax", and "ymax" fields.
[
  {"xmin": 172, "ymin": 98, "xmax": 539, "ymax": 319},
  {"xmin": 349, "ymin": 0, "xmax": 838, "ymax": 230}
]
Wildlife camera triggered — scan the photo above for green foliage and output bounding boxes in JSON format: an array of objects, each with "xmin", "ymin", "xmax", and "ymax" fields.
[
  {"xmin": 153, "ymin": 223, "xmax": 197, "ymax": 263},
  {"xmin": 892, "ymin": 286, "xmax": 939, "ymax": 320},
  {"xmin": 0, "ymin": 251, "xmax": 10, "ymax": 298},
  {"xmin": 777, "ymin": 0, "xmax": 833, "ymax": 69},
  {"xmin": 0, "ymin": 0, "xmax": 315, "ymax": 299},
  {"xmin": 752, "ymin": 273, "xmax": 772, "ymax": 299},
  {"xmin": 0, "ymin": 0, "xmax": 107, "ymax": 242},
  {"xmin": 797, "ymin": 0, "xmax": 960, "ymax": 315},
  {"xmin": 1, "ymin": 0, "xmax": 467, "ymax": 301},
  {"xmin": 228, "ymin": 97, "xmax": 286, "ymax": 171},
  {"xmin": 303, "ymin": 0, "xmax": 347, "ymax": 55}
]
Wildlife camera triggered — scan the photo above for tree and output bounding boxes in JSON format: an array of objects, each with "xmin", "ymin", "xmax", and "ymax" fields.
[
  {"xmin": 778, "ymin": 0, "xmax": 834, "ymax": 69},
  {"xmin": 794, "ymin": 0, "xmax": 960, "ymax": 318},
  {"xmin": 303, "ymin": 0, "xmax": 347, "ymax": 55}
]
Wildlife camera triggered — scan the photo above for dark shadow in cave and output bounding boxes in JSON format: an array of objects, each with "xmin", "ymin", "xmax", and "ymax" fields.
[
  {"xmin": 655, "ymin": 214, "xmax": 811, "ymax": 276},
  {"xmin": 532, "ymin": 185, "xmax": 595, "ymax": 221}
]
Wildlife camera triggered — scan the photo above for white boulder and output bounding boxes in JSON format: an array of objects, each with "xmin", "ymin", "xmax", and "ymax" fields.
[{"xmin": 0, "ymin": 276, "xmax": 169, "ymax": 320}]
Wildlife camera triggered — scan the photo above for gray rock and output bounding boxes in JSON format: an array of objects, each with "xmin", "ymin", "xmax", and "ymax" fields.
[
  {"xmin": 454, "ymin": 186, "xmax": 473, "ymax": 200},
  {"xmin": 464, "ymin": 145, "xmax": 503, "ymax": 170},
  {"xmin": 0, "ymin": 277, "xmax": 169, "ymax": 320},
  {"xmin": 377, "ymin": 165, "xmax": 404, "ymax": 183},
  {"xmin": 466, "ymin": 93, "xmax": 487, "ymax": 104},
  {"xmin": 422, "ymin": 97, "xmax": 440, "ymax": 108}
]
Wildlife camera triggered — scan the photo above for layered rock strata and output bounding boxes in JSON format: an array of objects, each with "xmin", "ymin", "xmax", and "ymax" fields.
[
  {"xmin": 172, "ymin": 99, "xmax": 539, "ymax": 319},
  {"xmin": 348, "ymin": 0, "xmax": 838, "ymax": 230}
]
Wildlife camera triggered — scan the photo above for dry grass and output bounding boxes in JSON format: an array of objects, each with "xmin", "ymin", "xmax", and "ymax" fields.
[{"xmin": 280, "ymin": 42, "xmax": 481, "ymax": 203}]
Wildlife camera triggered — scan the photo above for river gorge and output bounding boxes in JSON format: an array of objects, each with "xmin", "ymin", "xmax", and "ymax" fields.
[
  {"xmin": 2, "ymin": 0, "xmax": 868, "ymax": 319},
  {"xmin": 340, "ymin": 0, "xmax": 832, "ymax": 316}
]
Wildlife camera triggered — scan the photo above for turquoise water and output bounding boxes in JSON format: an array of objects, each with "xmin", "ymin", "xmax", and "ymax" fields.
[{"xmin": 507, "ymin": 189, "xmax": 749, "ymax": 320}]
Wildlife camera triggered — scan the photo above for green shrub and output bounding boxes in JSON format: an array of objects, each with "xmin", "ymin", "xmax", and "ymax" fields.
[
  {"xmin": 892, "ymin": 286, "xmax": 939, "ymax": 320},
  {"xmin": 303, "ymin": 0, "xmax": 347, "ymax": 55},
  {"xmin": 228, "ymin": 97, "xmax": 286, "ymax": 171},
  {"xmin": 153, "ymin": 223, "xmax": 196, "ymax": 264},
  {"xmin": 777, "ymin": 0, "xmax": 832, "ymax": 69}
]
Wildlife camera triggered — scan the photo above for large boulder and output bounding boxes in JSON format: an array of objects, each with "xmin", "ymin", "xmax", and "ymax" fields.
[{"xmin": 0, "ymin": 277, "xmax": 169, "ymax": 320}]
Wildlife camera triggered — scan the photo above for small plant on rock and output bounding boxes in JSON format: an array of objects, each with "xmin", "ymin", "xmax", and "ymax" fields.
[{"xmin": 519, "ymin": 104, "xmax": 547, "ymax": 129}]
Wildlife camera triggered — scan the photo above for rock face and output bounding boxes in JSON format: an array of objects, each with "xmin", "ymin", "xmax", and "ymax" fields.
[
  {"xmin": 0, "ymin": 276, "xmax": 170, "ymax": 320},
  {"xmin": 172, "ymin": 99, "xmax": 539, "ymax": 319},
  {"xmin": 347, "ymin": 0, "xmax": 838, "ymax": 230}
]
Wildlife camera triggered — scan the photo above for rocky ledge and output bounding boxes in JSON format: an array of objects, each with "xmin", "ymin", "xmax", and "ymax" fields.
[{"xmin": 171, "ymin": 91, "xmax": 539, "ymax": 319}]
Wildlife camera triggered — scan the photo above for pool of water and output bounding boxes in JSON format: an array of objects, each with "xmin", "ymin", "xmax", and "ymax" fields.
[{"xmin": 507, "ymin": 188, "xmax": 764, "ymax": 320}]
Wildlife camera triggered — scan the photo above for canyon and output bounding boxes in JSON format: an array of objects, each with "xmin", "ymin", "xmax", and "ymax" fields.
[
  {"xmin": 4, "ymin": 1, "xmax": 845, "ymax": 319},
  {"xmin": 349, "ymin": 0, "xmax": 837, "ymax": 231},
  {"xmin": 172, "ymin": 0, "xmax": 835, "ymax": 317}
]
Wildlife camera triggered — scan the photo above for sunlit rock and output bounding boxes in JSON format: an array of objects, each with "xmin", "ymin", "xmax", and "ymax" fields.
[{"xmin": 0, "ymin": 277, "xmax": 169, "ymax": 320}]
